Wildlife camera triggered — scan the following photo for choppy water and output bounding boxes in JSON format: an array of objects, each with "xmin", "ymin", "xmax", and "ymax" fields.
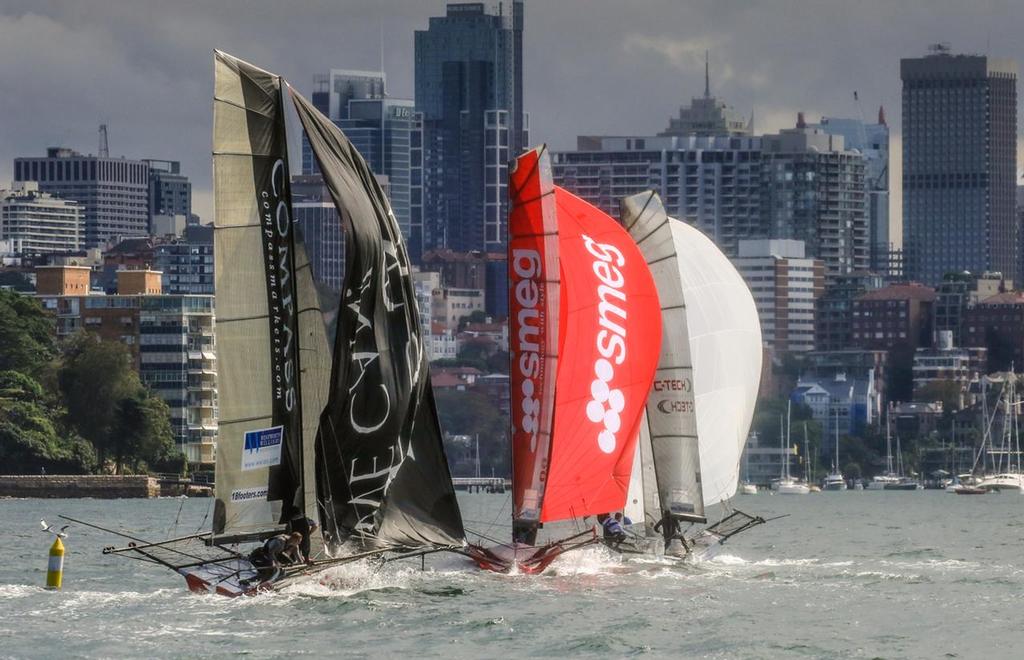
[{"xmin": 3, "ymin": 491, "xmax": 1024, "ymax": 659}]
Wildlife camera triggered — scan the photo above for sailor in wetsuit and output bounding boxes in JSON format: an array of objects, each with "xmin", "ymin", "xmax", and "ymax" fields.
[
  {"xmin": 653, "ymin": 511, "xmax": 688, "ymax": 554},
  {"xmin": 286, "ymin": 515, "xmax": 319, "ymax": 562},
  {"xmin": 599, "ymin": 513, "xmax": 628, "ymax": 546},
  {"xmin": 247, "ymin": 531, "xmax": 304, "ymax": 582}
]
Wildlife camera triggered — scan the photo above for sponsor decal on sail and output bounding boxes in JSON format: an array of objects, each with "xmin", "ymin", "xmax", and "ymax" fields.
[
  {"xmin": 540, "ymin": 187, "xmax": 662, "ymax": 522},
  {"xmin": 241, "ymin": 426, "xmax": 284, "ymax": 471},
  {"xmin": 230, "ymin": 487, "xmax": 270, "ymax": 503}
]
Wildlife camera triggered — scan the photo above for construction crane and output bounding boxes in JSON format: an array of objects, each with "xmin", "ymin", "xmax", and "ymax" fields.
[{"xmin": 98, "ymin": 124, "xmax": 109, "ymax": 157}]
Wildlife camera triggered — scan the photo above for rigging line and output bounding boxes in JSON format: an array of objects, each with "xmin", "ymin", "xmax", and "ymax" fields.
[{"xmin": 166, "ymin": 496, "xmax": 187, "ymax": 538}]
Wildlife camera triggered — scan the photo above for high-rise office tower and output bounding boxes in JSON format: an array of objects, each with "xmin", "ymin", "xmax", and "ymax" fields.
[
  {"xmin": 760, "ymin": 116, "xmax": 868, "ymax": 283},
  {"xmin": 810, "ymin": 110, "xmax": 890, "ymax": 274},
  {"xmin": 14, "ymin": 148, "xmax": 149, "ymax": 248},
  {"xmin": 415, "ymin": 2, "xmax": 526, "ymax": 254},
  {"xmin": 302, "ymin": 70, "xmax": 423, "ymax": 260},
  {"xmin": 144, "ymin": 159, "xmax": 191, "ymax": 219},
  {"xmin": 901, "ymin": 47, "xmax": 1018, "ymax": 285}
]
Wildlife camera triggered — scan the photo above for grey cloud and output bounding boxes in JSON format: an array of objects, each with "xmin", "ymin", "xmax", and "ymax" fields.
[{"xmin": 2, "ymin": 0, "xmax": 1023, "ymax": 224}]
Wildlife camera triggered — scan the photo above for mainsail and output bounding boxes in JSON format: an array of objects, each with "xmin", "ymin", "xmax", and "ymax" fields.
[
  {"xmin": 212, "ymin": 51, "xmax": 326, "ymax": 537},
  {"xmin": 508, "ymin": 147, "xmax": 560, "ymax": 541},
  {"xmin": 621, "ymin": 193, "xmax": 705, "ymax": 523},
  {"xmin": 292, "ymin": 89, "xmax": 464, "ymax": 550},
  {"xmin": 621, "ymin": 192, "xmax": 762, "ymax": 508}
]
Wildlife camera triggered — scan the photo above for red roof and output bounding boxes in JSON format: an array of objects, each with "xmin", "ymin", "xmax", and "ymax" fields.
[
  {"xmin": 978, "ymin": 292, "xmax": 1024, "ymax": 306},
  {"xmin": 430, "ymin": 373, "xmax": 464, "ymax": 388},
  {"xmin": 856, "ymin": 283, "xmax": 936, "ymax": 302}
]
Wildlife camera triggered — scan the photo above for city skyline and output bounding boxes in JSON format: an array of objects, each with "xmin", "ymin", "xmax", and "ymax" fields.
[{"xmin": 3, "ymin": 1, "xmax": 1024, "ymax": 240}]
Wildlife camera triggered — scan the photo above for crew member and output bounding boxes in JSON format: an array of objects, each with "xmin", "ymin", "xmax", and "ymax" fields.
[
  {"xmin": 286, "ymin": 515, "xmax": 319, "ymax": 562},
  {"xmin": 247, "ymin": 532, "xmax": 304, "ymax": 582},
  {"xmin": 600, "ymin": 513, "xmax": 627, "ymax": 545},
  {"xmin": 653, "ymin": 511, "xmax": 686, "ymax": 553}
]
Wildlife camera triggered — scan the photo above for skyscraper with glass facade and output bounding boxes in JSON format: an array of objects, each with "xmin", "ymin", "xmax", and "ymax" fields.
[
  {"xmin": 901, "ymin": 50, "xmax": 1018, "ymax": 285},
  {"xmin": 302, "ymin": 70, "xmax": 423, "ymax": 261},
  {"xmin": 414, "ymin": 2, "xmax": 526, "ymax": 255}
]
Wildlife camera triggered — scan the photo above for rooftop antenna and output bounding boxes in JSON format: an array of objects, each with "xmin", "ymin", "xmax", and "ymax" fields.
[
  {"xmin": 98, "ymin": 124, "xmax": 109, "ymax": 157},
  {"xmin": 704, "ymin": 50, "xmax": 710, "ymax": 98},
  {"xmin": 928, "ymin": 42, "xmax": 952, "ymax": 55},
  {"xmin": 379, "ymin": 19, "xmax": 386, "ymax": 96}
]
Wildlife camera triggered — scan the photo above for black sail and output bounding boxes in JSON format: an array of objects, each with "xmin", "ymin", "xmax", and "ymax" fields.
[{"xmin": 291, "ymin": 89, "xmax": 464, "ymax": 550}]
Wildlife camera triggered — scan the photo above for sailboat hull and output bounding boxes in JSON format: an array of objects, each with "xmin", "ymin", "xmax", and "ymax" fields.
[{"xmin": 466, "ymin": 529, "xmax": 598, "ymax": 574}]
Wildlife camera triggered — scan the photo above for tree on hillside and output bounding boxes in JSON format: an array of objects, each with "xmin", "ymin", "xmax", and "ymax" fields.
[
  {"xmin": 434, "ymin": 389, "xmax": 509, "ymax": 477},
  {"xmin": 0, "ymin": 370, "xmax": 95, "ymax": 474},
  {"xmin": 58, "ymin": 332, "xmax": 178, "ymax": 472},
  {"xmin": 0, "ymin": 290, "xmax": 56, "ymax": 376},
  {"xmin": 58, "ymin": 333, "xmax": 137, "ymax": 466},
  {"xmin": 112, "ymin": 389, "xmax": 177, "ymax": 473}
]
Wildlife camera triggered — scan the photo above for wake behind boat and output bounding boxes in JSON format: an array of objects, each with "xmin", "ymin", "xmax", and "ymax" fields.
[{"xmin": 87, "ymin": 52, "xmax": 466, "ymax": 595}]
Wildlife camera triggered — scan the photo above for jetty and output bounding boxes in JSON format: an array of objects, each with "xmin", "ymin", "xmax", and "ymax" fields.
[{"xmin": 451, "ymin": 477, "xmax": 508, "ymax": 493}]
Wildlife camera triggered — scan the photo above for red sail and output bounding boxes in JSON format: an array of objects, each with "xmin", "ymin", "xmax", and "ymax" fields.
[
  {"xmin": 539, "ymin": 187, "xmax": 662, "ymax": 522},
  {"xmin": 508, "ymin": 147, "xmax": 560, "ymax": 528}
]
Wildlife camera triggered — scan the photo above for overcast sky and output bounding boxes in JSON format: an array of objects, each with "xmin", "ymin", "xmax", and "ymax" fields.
[{"xmin": 3, "ymin": 0, "xmax": 1024, "ymax": 239}]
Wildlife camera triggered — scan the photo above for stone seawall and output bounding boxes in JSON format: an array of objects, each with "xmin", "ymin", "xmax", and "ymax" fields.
[{"xmin": 0, "ymin": 475, "xmax": 160, "ymax": 498}]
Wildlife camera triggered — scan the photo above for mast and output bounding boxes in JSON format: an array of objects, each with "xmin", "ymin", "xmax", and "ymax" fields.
[
  {"xmin": 787, "ymin": 400, "xmax": 792, "ymax": 480},
  {"xmin": 885, "ymin": 402, "xmax": 894, "ymax": 475},
  {"xmin": 779, "ymin": 415, "xmax": 786, "ymax": 480},
  {"xmin": 834, "ymin": 407, "xmax": 840, "ymax": 473}
]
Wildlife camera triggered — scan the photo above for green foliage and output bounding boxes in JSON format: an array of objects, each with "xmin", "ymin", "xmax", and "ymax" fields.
[
  {"xmin": 435, "ymin": 388, "xmax": 509, "ymax": 477},
  {"xmin": 457, "ymin": 310, "xmax": 489, "ymax": 329},
  {"xmin": 485, "ymin": 350, "xmax": 509, "ymax": 374},
  {"xmin": 0, "ymin": 290, "xmax": 55, "ymax": 376},
  {"xmin": 58, "ymin": 332, "xmax": 139, "ymax": 466},
  {"xmin": 0, "ymin": 374, "xmax": 96, "ymax": 474},
  {"xmin": 916, "ymin": 379, "xmax": 963, "ymax": 413},
  {"xmin": 112, "ymin": 388, "xmax": 177, "ymax": 473}
]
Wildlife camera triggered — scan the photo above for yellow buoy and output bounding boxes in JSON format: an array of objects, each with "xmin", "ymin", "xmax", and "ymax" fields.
[{"xmin": 46, "ymin": 536, "xmax": 64, "ymax": 590}]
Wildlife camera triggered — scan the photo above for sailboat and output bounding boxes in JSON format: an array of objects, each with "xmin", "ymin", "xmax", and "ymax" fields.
[
  {"xmin": 978, "ymin": 371, "xmax": 1024, "ymax": 493},
  {"xmin": 867, "ymin": 403, "xmax": 900, "ymax": 490},
  {"xmin": 774, "ymin": 410, "xmax": 810, "ymax": 495},
  {"xmin": 823, "ymin": 408, "xmax": 847, "ymax": 491},
  {"xmin": 612, "ymin": 191, "xmax": 767, "ymax": 558},
  {"xmin": 75, "ymin": 52, "xmax": 465, "ymax": 596},
  {"xmin": 465, "ymin": 146, "xmax": 663, "ymax": 573}
]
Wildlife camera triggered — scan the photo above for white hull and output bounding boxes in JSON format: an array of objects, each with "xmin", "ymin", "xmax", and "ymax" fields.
[
  {"xmin": 978, "ymin": 473, "xmax": 1024, "ymax": 493},
  {"xmin": 774, "ymin": 482, "xmax": 810, "ymax": 495},
  {"xmin": 739, "ymin": 483, "xmax": 758, "ymax": 495}
]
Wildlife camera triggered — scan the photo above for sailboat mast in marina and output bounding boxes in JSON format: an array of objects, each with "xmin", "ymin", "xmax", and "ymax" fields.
[{"xmin": 74, "ymin": 51, "xmax": 465, "ymax": 596}]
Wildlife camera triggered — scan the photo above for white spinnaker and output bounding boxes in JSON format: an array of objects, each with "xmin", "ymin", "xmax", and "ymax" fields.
[{"xmin": 669, "ymin": 217, "xmax": 762, "ymax": 505}]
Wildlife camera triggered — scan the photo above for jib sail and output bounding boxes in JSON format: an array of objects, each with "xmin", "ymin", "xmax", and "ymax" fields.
[
  {"xmin": 291, "ymin": 88, "xmax": 464, "ymax": 550},
  {"xmin": 212, "ymin": 51, "xmax": 321, "ymax": 537}
]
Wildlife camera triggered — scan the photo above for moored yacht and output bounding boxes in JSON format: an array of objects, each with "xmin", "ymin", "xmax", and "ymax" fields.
[
  {"xmin": 773, "ymin": 477, "xmax": 811, "ymax": 495},
  {"xmin": 823, "ymin": 409, "xmax": 846, "ymax": 491}
]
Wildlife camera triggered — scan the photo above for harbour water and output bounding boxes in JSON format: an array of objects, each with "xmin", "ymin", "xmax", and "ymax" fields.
[{"xmin": 3, "ymin": 491, "xmax": 1024, "ymax": 658}]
